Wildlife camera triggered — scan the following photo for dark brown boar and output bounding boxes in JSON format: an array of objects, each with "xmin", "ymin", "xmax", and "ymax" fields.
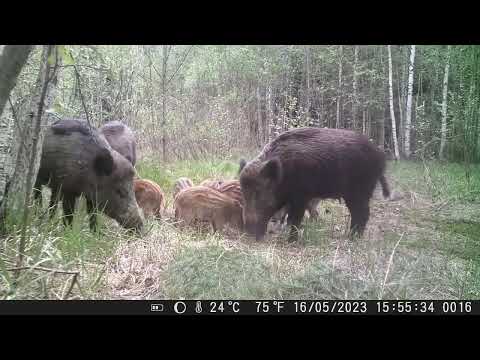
[
  {"xmin": 217, "ymin": 180, "xmax": 244, "ymax": 206},
  {"xmin": 172, "ymin": 177, "xmax": 194, "ymax": 200},
  {"xmin": 34, "ymin": 118, "xmax": 144, "ymax": 232},
  {"xmin": 239, "ymin": 127, "xmax": 390, "ymax": 241},
  {"xmin": 134, "ymin": 178, "xmax": 165, "ymax": 219},
  {"xmin": 99, "ymin": 120, "xmax": 137, "ymax": 166},
  {"xmin": 174, "ymin": 186, "xmax": 243, "ymax": 232}
]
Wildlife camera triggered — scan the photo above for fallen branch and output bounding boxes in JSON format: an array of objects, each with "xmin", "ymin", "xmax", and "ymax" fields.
[{"xmin": 7, "ymin": 266, "xmax": 79, "ymax": 276}]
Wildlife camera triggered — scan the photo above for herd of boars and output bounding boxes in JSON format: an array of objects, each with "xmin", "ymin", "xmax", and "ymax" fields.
[{"xmin": 33, "ymin": 118, "xmax": 391, "ymax": 242}]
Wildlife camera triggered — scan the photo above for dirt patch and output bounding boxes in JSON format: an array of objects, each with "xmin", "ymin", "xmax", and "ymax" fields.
[{"xmin": 104, "ymin": 179, "xmax": 476, "ymax": 300}]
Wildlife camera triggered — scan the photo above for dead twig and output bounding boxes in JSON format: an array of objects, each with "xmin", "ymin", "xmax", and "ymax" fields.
[
  {"xmin": 63, "ymin": 272, "xmax": 79, "ymax": 300},
  {"xmin": 380, "ymin": 232, "xmax": 405, "ymax": 299},
  {"xmin": 7, "ymin": 266, "xmax": 79, "ymax": 275}
]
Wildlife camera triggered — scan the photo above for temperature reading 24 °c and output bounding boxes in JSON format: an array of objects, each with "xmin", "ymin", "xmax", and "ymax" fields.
[{"xmin": 209, "ymin": 301, "xmax": 240, "ymax": 313}]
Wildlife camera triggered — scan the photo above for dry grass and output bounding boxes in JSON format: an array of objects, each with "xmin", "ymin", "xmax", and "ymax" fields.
[
  {"xmin": 102, "ymin": 179, "xmax": 476, "ymax": 300},
  {"xmin": 2, "ymin": 159, "xmax": 479, "ymax": 300}
]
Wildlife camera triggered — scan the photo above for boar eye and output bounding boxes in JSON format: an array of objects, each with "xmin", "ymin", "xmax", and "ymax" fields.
[{"xmin": 116, "ymin": 188, "xmax": 126, "ymax": 198}]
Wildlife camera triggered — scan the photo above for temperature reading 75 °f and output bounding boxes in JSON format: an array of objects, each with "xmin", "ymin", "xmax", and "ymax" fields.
[
  {"xmin": 209, "ymin": 301, "xmax": 240, "ymax": 313},
  {"xmin": 256, "ymin": 301, "xmax": 285, "ymax": 313}
]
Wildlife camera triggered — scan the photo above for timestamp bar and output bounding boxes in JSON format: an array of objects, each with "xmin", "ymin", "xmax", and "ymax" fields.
[{"xmin": 0, "ymin": 300, "xmax": 479, "ymax": 315}]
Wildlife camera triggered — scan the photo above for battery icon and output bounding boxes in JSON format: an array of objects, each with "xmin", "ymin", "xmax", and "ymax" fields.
[{"xmin": 151, "ymin": 304, "xmax": 164, "ymax": 312}]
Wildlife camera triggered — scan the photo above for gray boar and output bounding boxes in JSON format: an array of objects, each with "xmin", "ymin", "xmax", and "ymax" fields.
[
  {"xmin": 99, "ymin": 120, "xmax": 137, "ymax": 166},
  {"xmin": 34, "ymin": 118, "xmax": 144, "ymax": 232}
]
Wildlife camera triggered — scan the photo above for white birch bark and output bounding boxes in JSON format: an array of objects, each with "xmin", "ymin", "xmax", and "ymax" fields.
[
  {"xmin": 405, "ymin": 45, "xmax": 416, "ymax": 158},
  {"xmin": 388, "ymin": 45, "xmax": 400, "ymax": 160},
  {"xmin": 439, "ymin": 45, "xmax": 451, "ymax": 160}
]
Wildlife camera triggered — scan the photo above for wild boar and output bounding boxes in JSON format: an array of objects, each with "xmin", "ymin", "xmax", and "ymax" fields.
[
  {"xmin": 34, "ymin": 118, "xmax": 143, "ymax": 232},
  {"xmin": 217, "ymin": 179, "xmax": 244, "ymax": 206},
  {"xmin": 174, "ymin": 186, "xmax": 243, "ymax": 232},
  {"xmin": 134, "ymin": 178, "xmax": 165, "ymax": 219},
  {"xmin": 199, "ymin": 179, "xmax": 224, "ymax": 190},
  {"xmin": 172, "ymin": 177, "xmax": 194, "ymax": 200},
  {"xmin": 239, "ymin": 127, "xmax": 390, "ymax": 241},
  {"xmin": 272, "ymin": 198, "xmax": 322, "ymax": 225},
  {"xmin": 99, "ymin": 120, "xmax": 137, "ymax": 166}
]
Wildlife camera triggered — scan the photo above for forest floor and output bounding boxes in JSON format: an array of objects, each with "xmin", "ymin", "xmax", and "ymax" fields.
[
  {"xmin": 1, "ymin": 158, "xmax": 480, "ymax": 300},
  {"xmin": 104, "ymin": 158, "xmax": 480, "ymax": 300}
]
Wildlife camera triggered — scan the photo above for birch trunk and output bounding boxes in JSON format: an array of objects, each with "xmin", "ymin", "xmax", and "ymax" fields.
[
  {"xmin": 336, "ymin": 45, "xmax": 343, "ymax": 129},
  {"xmin": 305, "ymin": 45, "xmax": 311, "ymax": 121},
  {"xmin": 352, "ymin": 46, "xmax": 359, "ymax": 130},
  {"xmin": 387, "ymin": 46, "xmax": 400, "ymax": 160},
  {"xmin": 439, "ymin": 45, "xmax": 451, "ymax": 160},
  {"xmin": 161, "ymin": 45, "xmax": 170, "ymax": 162},
  {"xmin": 405, "ymin": 45, "xmax": 416, "ymax": 158},
  {"xmin": 397, "ymin": 65, "xmax": 404, "ymax": 154}
]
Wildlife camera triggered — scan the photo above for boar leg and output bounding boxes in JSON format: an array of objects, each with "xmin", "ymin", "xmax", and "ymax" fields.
[
  {"xmin": 62, "ymin": 195, "xmax": 77, "ymax": 227},
  {"xmin": 306, "ymin": 199, "xmax": 321, "ymax": 220},
  {"xmin": 286, "ymin": 202, "xmax": 307, "ymax": 242},
  {"xmin": 345, "ymin": 198, "xmax": 370, "ymax": 238},
  {"xmin": 33, "ymin": 182, "xmax": 43, "ymax": 207},
  {"xmin": 86, "ymin": 198, "xmax": 98, "ymax": 232},
  {"xmin": 48, "ymin": 187, "xmax": 61, "ymax": 219}
]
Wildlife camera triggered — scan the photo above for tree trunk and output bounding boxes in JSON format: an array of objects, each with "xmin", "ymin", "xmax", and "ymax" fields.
[
  {"xmin": 0, "ymin": 46, "xmax": 34, "ymax": 117},
  {"xmin": 14, "ymin": 45, "xmax": 61, "ymax": 270},
  {"xmin": 405, "ymin": 45, "xmax": 416, "ymax": 158},
  {"xmin": 256, "ymin": 86, "xmax": 262, "ymax": 146},
  {"xmin": 305, "ymin": 45, "xmax": 311, "ymax": 122},
  {"xmin": 336, "ymin": 45, "xmax": 343, "ymax": 129},
  {"xmin": 8, "ymin": 45, "xmax": 62, "ymax": 214},
  {"xmin": 439, "ymin": 45, "xmax": 451, "ymax": 160},
  {"xmin": 397, "ymin": 65, "xmax": 404, "ymax": 154},
  {"xmin": 266, "ymin": 85, "xmax": 273, "ymax": 141},
  {"xmin": 362, "ymin": 109, "xmax": 366, "ymax": 134},
  {"xmin": 0, "ymin": 45, "xmax": 34, "ymax": 227},
  {"xmin": 377, "ymin": 46, "xmax": 385, "ymax": 150},
  {"xmin": 387, "ymin": 46, "xmax": 400, "ymax": 160},
  {"xmin": 352, "ymin": 46, "xmax": 359, "ymax": 131},
  {"xmin": 161, "ymin": 45, "xmax": 170, "ymax": 162}
]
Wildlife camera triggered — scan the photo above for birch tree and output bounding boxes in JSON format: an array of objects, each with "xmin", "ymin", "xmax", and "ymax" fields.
[
  {"xmin": 405, "ymin": 45, "xmax": 416, "ymax": 158},
  {"xmin": 305, "ymin": 45, "xmax": 311, "ymax": 122},
  {"xmin": 336, "ymin": 45, "xmax": 343, "ymax": 129},
  {"xmin": 439, "ymin": 45, "xmax": 451, "ymax": 160},
  {"xmin": 387, "ymin": 45, "xmax": 400, "ymax": 160},
  {"xmin": 161, "ymin": 45, "xmax": 171, "ymax": 162},
  {"xmin": 352, "ymin": 46, "xmax": 359, "ymax": 130}
]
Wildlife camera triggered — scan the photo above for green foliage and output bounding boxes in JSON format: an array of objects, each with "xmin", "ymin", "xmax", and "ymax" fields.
[{"xmin": 135, "ymin": 158, "xmax": 241, "ymax": 203}]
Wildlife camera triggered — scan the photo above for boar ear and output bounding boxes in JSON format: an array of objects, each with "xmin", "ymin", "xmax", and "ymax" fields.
[
  {"xmin": 94, "ymin": 148, "xmax": 114, "ymax": 176},
  {"xmin": 261, "ymin": 158, "xmax": 282, "ymax": 182},
  {"xmin": 239, "ymin": 158, "xmax": 247, "ymax": 174}
]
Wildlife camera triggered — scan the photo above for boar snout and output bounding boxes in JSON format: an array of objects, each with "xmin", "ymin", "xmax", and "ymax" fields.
[
  {"xmin": 117, "ymin": 205, "xmax": 144, "ymax": 234},
  {"xmin": 243, "ymin": 211, "xmax": 268, "ymax": 241}
]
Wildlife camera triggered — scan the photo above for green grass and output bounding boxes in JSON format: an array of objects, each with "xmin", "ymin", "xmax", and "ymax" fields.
[
  {"xmin": 2, "ymin": 157, "xmax": 480, "ymax": 300},
  {"xmin": 389, "ymin": 160, "xmax": 480, "ymax": 203},
  {"xmin": 163, "ymin": 243, "xmax": 281, "ymax": 299},
  {"xmin": 135, "ymin": 158, "xmax": 242, "ymax": 207},
  {"xmin": 0, "ymin": 196, "xmax": 119, "ymax": 299}
]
